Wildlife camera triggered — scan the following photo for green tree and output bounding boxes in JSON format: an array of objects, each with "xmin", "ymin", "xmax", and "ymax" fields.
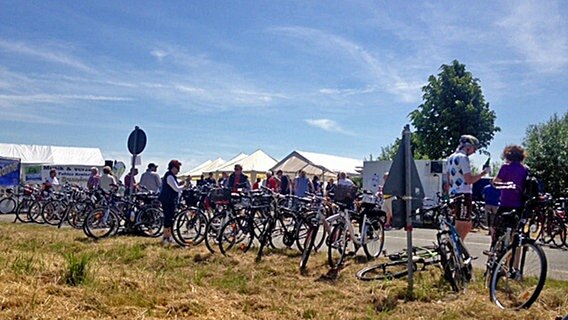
[
  {"xmin": 523, "ymin": 112, "xmax": 568, "ymax": 197},
  {"xmin": 409, "ymin": 60, "xmax": 500, "ymax": 159}
]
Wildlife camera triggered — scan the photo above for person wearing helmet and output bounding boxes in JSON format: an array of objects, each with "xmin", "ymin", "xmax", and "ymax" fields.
[{"xmin": 446, "ymin": 135, "xmax": 489, "ymax": 240}]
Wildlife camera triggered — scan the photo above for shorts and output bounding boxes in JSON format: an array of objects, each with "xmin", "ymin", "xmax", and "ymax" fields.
[
  {"xmin": 161, "ymin": 201, "xmax": 176, "ymax": 228},
  {"xmin": 452, "ymin": 193, "xmax": 472, "ymax": 221}
]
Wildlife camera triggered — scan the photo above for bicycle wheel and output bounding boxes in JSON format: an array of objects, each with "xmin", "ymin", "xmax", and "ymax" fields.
[
  {"xmin": 67, "ymin": 202, "xmax": 92, "ymax": 229},
  {"xmin": 137, "ymin": 207, "xmax": 164, "ymax": 237},
  {"xmin": 362, "ymin": 216, "xmax": 385, "ymax": 259},
  {"xmin": 489, "ymin": 241, "xmax": 547, "ymax": 310},
  {"xmin": 0, "ymin": 197, "xmax": 17, "ymax": 214},
  {"xmin": 83, "ymin": 208, "xmax": 119, "ymax": 239},
  {"xmin": 204, "ymin": 212, "xmax": 226, "ymax": 253},
  {"xmin": 543, "ymin": 216, "xmax": 566, "ymax": 248},
  {"xmin": 218, "ymin": 216, "xmax": 254, "ymax": 256},
  {"xmin": 42, "ymin": 200, "xmax": 67, "ymax": 225},
  {"xmin": 269, "ymin": 213, "xmax": 297, "ymax": 249},
  {"xmin": 356, "ymin": 259, "xmax": 416, "ymax": 281},
  {"xmin": 328, "ymin": 222, "xmax": 348, "ymax": 269},
  {"xmin": 28, "ymin": 201, "xmax": 44, "ymax": 224},
  {"xmin": 296, "ymin": 214, "xmax": 326, "ymax": 252},
  {"xmin": 173, "ymin": 208, "xmax": 207, "ymax": 246},
  {"xmin": 299, "ymin": 222, "xmax": 320, "ymax": 270},
  {"xmin": 438, "ymin": 235, "xmax": 467, "ymax": 292},
  {"xmin": 15, "ymin": 199, "xmax": 33, "ymax": 223}
]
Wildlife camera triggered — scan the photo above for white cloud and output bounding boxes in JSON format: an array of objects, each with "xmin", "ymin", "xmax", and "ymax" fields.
[
  {"xmin": 0, "ymin": 39, "xmax": 93, "ymax": 72},
  {"xmin": 498, "ymin": 1, "xmax": 568, "ymax": 72},
  {"xmin": 270, "ymin": 26, "xmax": 423, "ymax": 103},
  {"xmin": 305, "ymin": 118, "xmax": 355, "ymax": 136}
]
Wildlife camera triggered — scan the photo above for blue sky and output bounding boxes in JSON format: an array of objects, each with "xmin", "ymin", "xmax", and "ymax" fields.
[{"xmin": 1, "ymin": 1, "xmax": 567, "ymax": 173}]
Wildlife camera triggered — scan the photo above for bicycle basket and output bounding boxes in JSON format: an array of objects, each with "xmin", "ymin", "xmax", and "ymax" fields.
[
  {"xmin": 334, "ymin": 184, "xmax": 358, "ymax": 203},
  {"xmin": 210, "ymin": 188, "xmax": 231, "ymax": 205}
]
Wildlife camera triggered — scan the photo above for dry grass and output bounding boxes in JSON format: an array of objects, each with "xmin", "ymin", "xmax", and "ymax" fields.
[{"xmin": 0, "ymin": 222, "xmax": 566, "ymax": 319}]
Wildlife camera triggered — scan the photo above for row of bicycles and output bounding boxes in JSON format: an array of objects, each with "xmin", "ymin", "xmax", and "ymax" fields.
[
  {"xmin": 0, "ymin": 184, "xmax": 164, "ymax": 237},
  {"xmin": 164, "ymin": 184, "xmax": 387, "ymax": 271},
  {"xmin": 356, "ymin": 185, "xmax": 564, "ymax": 310}
]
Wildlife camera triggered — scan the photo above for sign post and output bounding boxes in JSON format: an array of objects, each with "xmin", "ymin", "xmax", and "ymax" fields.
[
  {"xmin": 383, "ymin": 125, "xmax": 424, "ymax": 296},
  {"xmin": 127, "ymin": 126, "xmax": 147, "ymax": 199}
]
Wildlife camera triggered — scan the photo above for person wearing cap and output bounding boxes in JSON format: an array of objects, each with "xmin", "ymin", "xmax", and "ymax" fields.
[
  {"xmin": 87, "ymin": 167, "xmax": 100, "ymax": 191},
  {"xmin": 139, "ymin": 163, "xmax": 162, "ymax": 193},
  {"xmin": 446, "ymin": 134, "xmax": 489, "ymax": 240},
  {"xmin": 160, "ymin": 160, "xmax": 186, "ymax": 245}
]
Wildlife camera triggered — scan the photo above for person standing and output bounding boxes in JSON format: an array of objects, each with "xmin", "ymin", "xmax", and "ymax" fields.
[
  {"xmin": 483, "ymin": 183, "xmax": 500, "ymax": 237},
  {"xmin": 265, "ymin": 171, "xmax": 278, "ymax": 191},
  {"xmin": 160, "ymin": 160, "xmax": 185, "ymax": 245},
  {"xmin": 293, "ymin": 170, "xmax": 313, "ymax": 197},
  {"xmin": 139, "ymin": 163, "xmax": 162, "ymax": 193},
  {"xmin": 99, "ymin": 166, "xmax": 117, "ymax": 192},
  {"xmin": 218, "ymin": 172, "xmax": 229, "ymax": 188},
  {"xmin": 446, "ymin": 135, "xmax": 489, "ymax": 240},
  {"xmin": 124, "ymin": 168, "xmax": 139, "ymax": 196},
  {"xmin": 325, "ymin": 178, "xmax": 335, "ymax": 197},
  {"xmin": 227, "ymin": 164, "xmax": 250, "ymax": 191},
  {"xmin": 276, "ymin": 170, "xmax": 290, "ymax": 195},
  {"xmin": 44, "ymin": 168, "xmax": 60, "ymax": 192},
  {"xmin": 87, "ymin": 167, "xmax": 100, "ymax": 191},
  {"xmin": 379, "ymin": 172, "xmax": 393, "ymax": 230},
  {"xmin": 493, "ymin": 145, "xmax": 529, "ymax": 216},
  {"xmin": 205, "ymin": 172, "xmax": 216, "ymax": 186},
  {"xmin": 312, "ymin": 176, "xmax": 322, "ymax": 195},
  {"xmin": 253, "ymin": 178, "xmax": 261, "ymax": 190}
]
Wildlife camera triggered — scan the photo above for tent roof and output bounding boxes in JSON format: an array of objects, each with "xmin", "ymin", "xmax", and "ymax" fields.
[
  {"xmin": 181, "ymin": 158, "xmax": 225, "ymax": 177},
  {"xmin": 0, "ymin": 143, "xmax": 105, "ymax": 166},
  {"xmin": 271, "ymin": 150, "xmax": 362, "ymax": 177},
  {"xmin": 208, "ymin": 153, "xmax": 248, "ymax": 173},
  {"xmin": 215, "ymin": 150, "xmax": 277, "ymax": 173}
]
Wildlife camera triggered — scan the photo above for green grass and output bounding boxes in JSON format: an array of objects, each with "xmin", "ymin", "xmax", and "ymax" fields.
[{"xmin": 0, "ymin": 221, "xmax": 566, "ymax": 319}]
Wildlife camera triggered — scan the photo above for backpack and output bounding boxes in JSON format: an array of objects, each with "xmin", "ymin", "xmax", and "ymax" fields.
[{"xmin": 523, "ymin": 171, "xmax": 540, "ymax": 201}]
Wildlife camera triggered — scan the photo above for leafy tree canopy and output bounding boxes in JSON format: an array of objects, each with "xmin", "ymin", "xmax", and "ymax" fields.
[
  {"xmin": 408, "ymin": 60, "xmax": 500, "ymax": 159},
  {"xmin": 523, "ymin": 112, "xmax": 568, "ymax": 197}
]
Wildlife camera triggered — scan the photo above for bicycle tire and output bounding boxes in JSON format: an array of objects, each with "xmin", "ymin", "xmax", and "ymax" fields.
[
  {"xmin": 173, "ymin": 208, "xmax": 207, "ymax": 247},
  {"xmin": 299, "ymin": 223, "xmax": 319, "ymax": 270},
  {"xmin": 15, "ymin": 199, "xmax": 33, "ymax": 223},
  {"xmin": 356, "ymin": 259, "xmax": 416, "ymax": 281},
  {"xmin": 489, "ymin": 241, "xmax": 547, "ymax": 310},
  {"xmin": 362, "ymin": 216, "xmax": 385, "ymax": 259},
  {"xmin": 137, "ymin": 207, "xmax": 164, "ymax": 237},
  {"xmin": 83, "ymin": 208, "xmax": 119, "ymax": 239},
  {"xmin": 328, "ymin": 222, "xmax": 347, "ymax": 269},
  {"xmin": 297, "ymin": 213, "xmax": 326, "ymax": 252},
  {"xmin": 42, "ymin": 200, "xmax": 67, "ymax": 226},
  {"xmin": 438, "ymin": 234, "xmax": 467, "ymax": 292},
  {"xmin": 204, "ymin": 211, "xmax": 227, "ymax": 253},
  {"xmin": 28, "ymin": 201, "xmax": 44, "ymax": 224},
  {"xmin": 269, "ymin": 213, "xmax": 297, "ymax": 249},
  {"xmin": 543, "ymin": 216, "xmax": 566, "ymax": 248},
  {"xmin": 218, "ymin": 216, "xmax": 254, "ymax": 256},
  {"xmin": 0, "ymin": 197, "xmax": 17, "ymax": 214}
]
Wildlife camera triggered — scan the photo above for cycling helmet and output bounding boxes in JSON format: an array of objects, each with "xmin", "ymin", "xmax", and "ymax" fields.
[{"xmin": 459, "ymin": 135, "xmax": 480, "ymax": 148}]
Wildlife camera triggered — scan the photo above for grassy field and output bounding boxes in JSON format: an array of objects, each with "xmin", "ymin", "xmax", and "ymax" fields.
[{"xmin": 0, "ymin": 222, "xmax": 566, "ymax": 320}]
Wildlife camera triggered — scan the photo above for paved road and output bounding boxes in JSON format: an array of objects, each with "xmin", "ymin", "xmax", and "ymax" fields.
[
  {"xmin": 1, "ymin": 213, "xmax": 567, "ymax": 280},
  {"xmin": 383, "ymin": 227, "xmax": 568, "ymax": 281}
]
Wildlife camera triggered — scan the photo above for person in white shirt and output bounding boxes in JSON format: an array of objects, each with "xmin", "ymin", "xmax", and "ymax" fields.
[
  {"xmin": 99, "ymin": 166, "xmax": 118, "ymax": 192},
  {"xmin": 139, "ymin": 163, "xmax": 162, "ymax": 193},
  {"xmin": 44, "ymin": 168, "xmax": 60, "ymax": 192},
  {"xmin": 337, "ymin": 172, "xmax": 355, "ymax": 186}
]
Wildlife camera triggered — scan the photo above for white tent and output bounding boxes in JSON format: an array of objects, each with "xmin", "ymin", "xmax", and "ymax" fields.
[
  {"xmin": 0, "ymin": 143, "xmax": 105, "ymax": 185},
  {"xmin": 211, "ymin": 153, "xmax": 248, "ymax": 173},
  {"xmin": 216, "ymin": 150, "xmax": 277, "ymax": 173},
  {"xmin": 271, "ymin": 150, "xmax": 362, "ymax": 177},
  {"xmin": 0, "ymin": 143, "xmax": 104, "ymax": 166},
  {"xmin": 181, "ymin": 157, "xmax": 225, "ymax": 178}
]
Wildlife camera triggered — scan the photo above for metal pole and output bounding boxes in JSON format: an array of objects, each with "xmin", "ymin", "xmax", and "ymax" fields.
[
  {"xmin": 129, "ymin": 126, "xmax": 138, "ymax": 200},
  {"xmin": 404, "ymin": 124, "xmax": 413, "ymax": 294}
]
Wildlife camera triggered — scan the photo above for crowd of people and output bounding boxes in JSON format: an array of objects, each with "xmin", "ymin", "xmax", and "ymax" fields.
[{"xmin": 40, "ymin": 133, "xmax": 532, "ymax": 247}]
